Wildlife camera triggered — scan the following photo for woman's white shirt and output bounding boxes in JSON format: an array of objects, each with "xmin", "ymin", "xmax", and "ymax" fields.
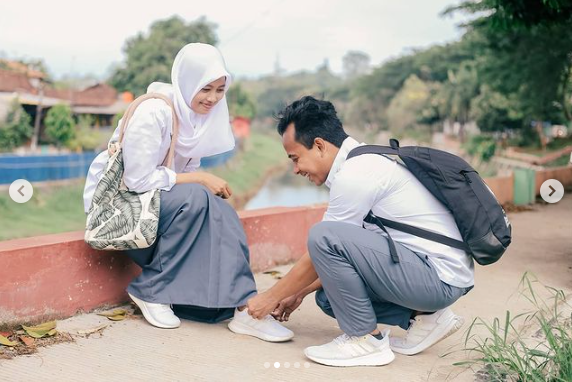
[{"xmin": 83, "ymin": 99, "xmax": 200, "ymax": 213}]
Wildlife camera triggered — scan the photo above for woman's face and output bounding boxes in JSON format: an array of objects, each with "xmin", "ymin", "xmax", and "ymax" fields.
[{"xmin": 190, "ymin": 76, "xmax": 226, "ymax": 114}]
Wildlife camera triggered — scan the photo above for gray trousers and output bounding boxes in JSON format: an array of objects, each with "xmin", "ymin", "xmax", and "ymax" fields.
[{"xmin": 308, "ymin": 221, "xmax": 470, "ymax": 337}]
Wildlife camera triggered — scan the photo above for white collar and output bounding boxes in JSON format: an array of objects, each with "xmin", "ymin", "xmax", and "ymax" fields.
[{"xmin": 325, "ymin": 136, "xmax": 362, "ymax": 188}]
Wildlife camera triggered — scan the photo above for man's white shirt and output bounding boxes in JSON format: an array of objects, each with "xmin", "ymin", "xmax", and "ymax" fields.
[{"xmin": 323, "ymin": 137, "xmax": 474, "ymax": 288}]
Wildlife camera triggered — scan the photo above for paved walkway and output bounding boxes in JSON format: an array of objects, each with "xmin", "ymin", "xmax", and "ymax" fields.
[{"xmin": 1, "ymin": 196, "xmax": 571, "ymax": 381}]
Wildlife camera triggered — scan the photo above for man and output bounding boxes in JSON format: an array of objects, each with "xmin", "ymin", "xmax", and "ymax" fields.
[{"xmin": 247, "ymin": 96, "xmax": 473, "ymax": 367}]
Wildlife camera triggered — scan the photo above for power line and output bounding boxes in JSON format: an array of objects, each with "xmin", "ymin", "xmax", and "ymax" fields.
[{"xmin": 220, "ymin": 0, "xmax": 288, "ymax": 47}]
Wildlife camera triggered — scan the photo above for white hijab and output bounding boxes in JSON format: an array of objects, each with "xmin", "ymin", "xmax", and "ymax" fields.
[{"xmin": 146, "ymin": 43, "xmax": 235, "ymax": 161}]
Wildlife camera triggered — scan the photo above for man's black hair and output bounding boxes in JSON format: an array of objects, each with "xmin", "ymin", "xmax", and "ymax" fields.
[{"xmin": 276, "ymin": 96, "xmax": 348, "ymax": 149}]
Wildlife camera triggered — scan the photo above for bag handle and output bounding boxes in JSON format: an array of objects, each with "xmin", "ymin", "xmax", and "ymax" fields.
[{"xmin": 117, "ymin": 93, "xmax": 180, "ymax": 168}]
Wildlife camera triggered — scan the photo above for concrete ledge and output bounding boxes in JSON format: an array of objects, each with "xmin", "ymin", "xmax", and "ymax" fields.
[
  {"xmin": 2, "ymin": 167, "xmax": 571, "ymax": 326},
  {"xmin": 0, "ymin": 205, "xmax": 326, "ymax": 326}
]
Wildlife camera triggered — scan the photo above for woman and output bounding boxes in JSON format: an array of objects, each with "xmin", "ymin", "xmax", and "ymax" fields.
[{"xmin": 83, "ymin": 43, "xmax": 293, "ymax": 342}]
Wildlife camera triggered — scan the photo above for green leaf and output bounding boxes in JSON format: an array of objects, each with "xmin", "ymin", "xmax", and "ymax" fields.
[
  {"xmin": 98, "ymin": 309, "xmax": 128, "ymax": 321},
  {"xmin": 22, "ymin": 321, "xmax": 57, "ymax": 338},
  {"xmin": 0, "ymin": 334, "xmax": 18, "ymax": 347}
]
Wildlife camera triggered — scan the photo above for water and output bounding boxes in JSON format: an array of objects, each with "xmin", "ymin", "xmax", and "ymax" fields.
[{"xmin": 244, "ymin": 170, "xmax": 329, "ymax": 210}]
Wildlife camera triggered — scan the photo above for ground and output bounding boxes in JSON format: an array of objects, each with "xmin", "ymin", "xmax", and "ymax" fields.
[{"xmin": 0, "ymin": 195, "xmax": 571, "ymax": 382}]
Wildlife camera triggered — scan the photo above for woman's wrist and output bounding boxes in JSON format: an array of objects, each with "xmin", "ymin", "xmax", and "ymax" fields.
[{"xmin": 176, "ymin": 172, "xmax": 204, "ymax": 185}]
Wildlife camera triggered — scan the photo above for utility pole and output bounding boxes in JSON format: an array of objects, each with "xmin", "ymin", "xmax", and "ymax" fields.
[{"xmin": 30, "ymin": 78, "xmax": 44, "ymax": 152}]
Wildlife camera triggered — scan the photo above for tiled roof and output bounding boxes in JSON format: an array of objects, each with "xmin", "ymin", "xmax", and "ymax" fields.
[
  {"xmin": 0, "ymin": 69, "xmax": 118, "ymax": 107},
  {"xmin": 0, "ymin": 69, "xmax": 34, "ymax": 93}
]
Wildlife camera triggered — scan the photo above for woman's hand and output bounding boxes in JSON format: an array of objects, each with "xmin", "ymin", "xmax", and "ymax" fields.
[
  {"xmin": 246, "ymin": 291, "xmax": 281, "ymax": 319},
  {"xmin": 271, "ymin": 294, "xmax": 304, "ymax": 322},
  {"xmin": 198, "ymin": 173, "xmax": 232, "ymax": 199}
]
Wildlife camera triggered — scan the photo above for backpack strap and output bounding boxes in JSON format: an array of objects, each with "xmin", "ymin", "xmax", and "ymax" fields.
[
  {"xmin": 347, "ymin": 141, "xmax": 472, "ymax": 262},
  {"xmin": 118, "ymin": 93, "xmax": 179, "ymax": 168},
  {"xmin": 365, "ymin": 212, "xmax": 471, "ymax": 255},
  {"xmin": 346, "ymin": 142, "xmax": 400, "ymax": 160}
]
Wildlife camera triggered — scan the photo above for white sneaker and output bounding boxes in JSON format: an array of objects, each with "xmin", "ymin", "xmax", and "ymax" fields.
[
  {"xmin": 389, "ymin": 308, "xmax": 464, "ymax": 355},
  {"xmin": 228, "ymin": 308, "xmax": 294, "ymax": 342},
  {"xmin": 128, "ymin": 293, "xmax": 181, "ymax": 329},
  {"xmin": 304, "ymin": 329, "xmax": 395, "ymax": 367}
]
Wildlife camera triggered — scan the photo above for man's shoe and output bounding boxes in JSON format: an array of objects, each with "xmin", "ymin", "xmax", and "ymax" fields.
[
  {"xmin": 304, "ymin": 329, "xmax": 395, "ymax": 367},
  {"xmin": 228, "ymin": 308, "xmax": 294, "ymax": 342},
  {"xmin": 128, "ymin": 293, "xmax": 181, "ymax": 329},
  {"xmin": 389, "ymin": 308, "xmax": 464, "ymax": 355}
]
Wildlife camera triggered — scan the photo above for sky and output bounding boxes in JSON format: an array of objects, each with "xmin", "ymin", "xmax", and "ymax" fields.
[{"xmin": 0, "ymin": 0, "xmax": 468, "ymax": 80}]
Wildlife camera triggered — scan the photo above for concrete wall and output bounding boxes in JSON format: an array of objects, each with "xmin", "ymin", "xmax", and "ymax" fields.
[
  {"xmin": 535, "ymin": 166, "xmax": 572, "ymax": 195},
  {"xmin": 484, "ymin": 174, "xmax": 514, "ymax": 205},
  {"xmin": 0, "ymin": 205, "xmax": 326, "ymax": 326}
]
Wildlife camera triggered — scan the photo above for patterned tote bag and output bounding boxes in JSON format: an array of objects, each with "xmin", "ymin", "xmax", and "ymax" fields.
[{"xmin": 85, "ymin": 93, "xmax": 179, "ymax": 250}]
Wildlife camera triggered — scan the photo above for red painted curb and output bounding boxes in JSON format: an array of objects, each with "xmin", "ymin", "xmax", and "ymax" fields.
[{"xmin": 0, "ymin": 205, "xmax": 326, "ymax": 326}]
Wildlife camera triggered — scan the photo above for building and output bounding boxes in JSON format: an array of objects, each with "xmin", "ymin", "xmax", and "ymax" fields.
[{"xmin": 0, "ymin": 66, "xmax": 131, "ymax": 132}]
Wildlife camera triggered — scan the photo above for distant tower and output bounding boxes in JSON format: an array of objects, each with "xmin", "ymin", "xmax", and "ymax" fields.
[{"xmin": 273, "ymin": 53, "xmax": 285, "ymax": 77}]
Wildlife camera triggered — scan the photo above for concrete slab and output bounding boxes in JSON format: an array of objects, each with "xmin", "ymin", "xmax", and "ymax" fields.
[{"xmin": 1, "ymin": 195, "xmax": 571, "ymax": 381}]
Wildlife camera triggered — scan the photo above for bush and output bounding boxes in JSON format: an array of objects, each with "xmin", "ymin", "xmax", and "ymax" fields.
[
  {"xmin": 111, "ymin": 111, "xmax": 125, "ymax": 129},
  {"xmin": 0, "ymin": 100, "xmax": 33, "ymax": 151},
  {"xmin": 44, "ymin": 104, "xmax": 75, "ymax": 147},
  {"xmin": 464, "ymin": 135, "xmax": 497, "ymax": 162},
  {"xmin": 66, "ymin": 116, "xmax": 110, "ymax": 152}
]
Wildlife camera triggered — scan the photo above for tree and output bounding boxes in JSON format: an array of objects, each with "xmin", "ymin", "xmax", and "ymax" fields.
[
  {"xmin": 110, "ymin": 16, "xmax": 218, "ymax": 96},
  {"xmin": 469, "ymin": 85, "xmax": 522, "ymax": 132},
  {"xmin": 0, "ymin": 99, "xmax": 33, "ymax": 151},
  {"xmin": 386, "ymin": 75, "xmax": 439, "ymax": 141},
  {"xmin": 342, "ymin": 51, "xmax": 371, "ymax": 80},
  {"xmin": 227, "ymin": 84, "xmax": 256, "ymax": 120},
  {"xmin": 446, "ymin": 0, "xmax": 572, "ymax": 30},
  {"xmin": 446, "ymin": 0, "xmax": 572, "ymax": 146},
  {"xmin": 44, "ymin": 104, "xmax": 75, "ymax": 148}
]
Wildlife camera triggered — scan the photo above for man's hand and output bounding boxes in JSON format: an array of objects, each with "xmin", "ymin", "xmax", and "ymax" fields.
[
  {"xmin": 246, "ymin": 291, "xmax": 280, "ymax": 319},
  {"xmin": 271, "ymin": 294, "xmax": 304, "ymax": 322}
]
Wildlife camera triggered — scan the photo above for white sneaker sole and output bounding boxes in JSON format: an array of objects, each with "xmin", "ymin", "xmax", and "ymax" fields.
[
  {"xmin": 304, "ymin": 348, "xmax": 395, "ymax": 367},
  {"xmin": 128, "ymin": 293, "xmax": 180, "ymax": 329},
  {"xmin": 391, "ymin": 315, "xmax": 464, "ymax": 355},
  {"xmin": 228, "ymin": 319, "xmax": 294, "ymax": 342}
]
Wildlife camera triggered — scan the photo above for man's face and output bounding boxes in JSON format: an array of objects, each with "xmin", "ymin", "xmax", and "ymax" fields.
[{"xmin": 282, "ymin": 123, "xmax": 330, "ymax": 186}]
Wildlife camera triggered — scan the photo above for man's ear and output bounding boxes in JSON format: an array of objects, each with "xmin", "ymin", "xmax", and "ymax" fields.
[{"xmin": 314, "ymin": 138, "xmax": 327, "ymax": 157}]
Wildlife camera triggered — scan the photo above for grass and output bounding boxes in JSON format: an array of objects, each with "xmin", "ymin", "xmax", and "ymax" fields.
[
  {"xmin": 0, "ymin": 132, "xmax": 288, "ymax": 241},
  {"xmin": 451, "ymin": 273, "xmax": 572, "ymax": 381},
  {"xmin": 517, "ymin": 137, "xmax": 572, "ymax": 157},
  {"xmin": 0, "ymin": 181, "xmax": 87, "ymax": 241},
  {"xmin": 211, "ymin": 132, "xmax": 288, "ymax": 197},
  {"xmin": 545, "ymin": 153, "xmax": 571, "ymax": 168}
]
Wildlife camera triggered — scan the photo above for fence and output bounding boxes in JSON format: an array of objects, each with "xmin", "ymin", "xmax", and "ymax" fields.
[{"xmin": 0, "ymin": 149, "xmax": 236, "ymax": 185}]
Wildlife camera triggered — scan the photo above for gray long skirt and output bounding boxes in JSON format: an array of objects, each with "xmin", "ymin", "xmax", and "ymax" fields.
[{"xmin": 125, "ymin": 183, "xmax": 257, "ymax": 323}]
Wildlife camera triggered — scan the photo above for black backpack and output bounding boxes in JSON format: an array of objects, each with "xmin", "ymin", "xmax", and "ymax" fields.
[{"xmin": 347, "ymin": 139, "xmax": 512, "ymax": 266}]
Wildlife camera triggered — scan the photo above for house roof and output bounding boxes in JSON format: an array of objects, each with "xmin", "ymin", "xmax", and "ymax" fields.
[
  {"xmin": 0, "ymin": 69, "xmax": 35, "ymax": 93},
  {"xmin": 0, "ymin": 69, "xmax": 121, "ymax": 109}
]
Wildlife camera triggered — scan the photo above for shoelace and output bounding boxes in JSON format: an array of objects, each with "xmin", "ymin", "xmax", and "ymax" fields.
[
  {"xmin": 156, "ymin": 303, "xmax": 173, "ymax": 313},
  {"xmin": 333, "ymin": 333, "xmax": 354, "ymax": 346}
]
